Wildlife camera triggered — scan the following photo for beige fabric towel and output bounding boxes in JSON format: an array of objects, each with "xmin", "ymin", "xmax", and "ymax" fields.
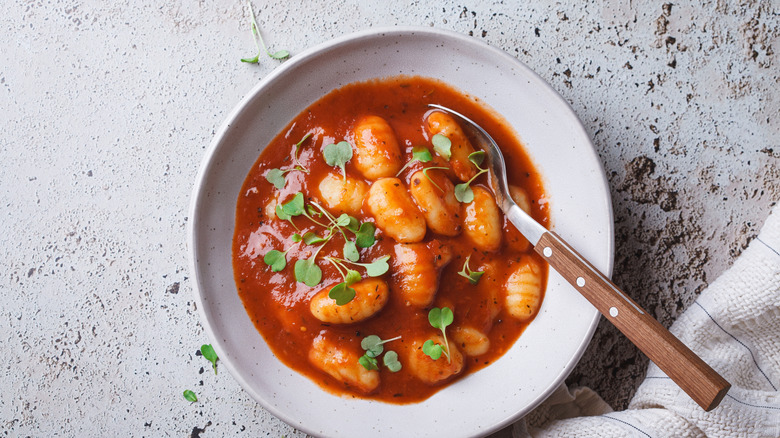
[{"xmin": 515, "ymin": 206, "xmax": 780, "ymax": 437}]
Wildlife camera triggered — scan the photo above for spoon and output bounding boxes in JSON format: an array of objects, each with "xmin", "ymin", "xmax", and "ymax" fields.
[{"xmin": 428, "ymin": 104, "xmax": 730, "ymax": 411}]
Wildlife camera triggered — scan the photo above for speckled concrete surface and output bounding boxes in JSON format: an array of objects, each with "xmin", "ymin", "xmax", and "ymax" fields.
[{"xmin": 1, "ymin": 0, "xmax": 777, "ymax": 436}]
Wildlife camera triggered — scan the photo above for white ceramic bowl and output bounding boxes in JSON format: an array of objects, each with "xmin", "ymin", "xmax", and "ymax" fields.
[{"xmin": 188, "ymin": 27, "xmax": 613, "ymax": 438}]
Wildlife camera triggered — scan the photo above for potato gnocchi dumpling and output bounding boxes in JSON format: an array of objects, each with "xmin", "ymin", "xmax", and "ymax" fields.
[
  {"xmin": 317, "ymin": 172, "xmax": 369, "ymax": 216},
  {"xmin": 463, "ymin": 186, "xmax": 502, "ymax": 252},
  {"xmin": 309, "ymin": 332, "xmax": 380, "ymax": 394},
  {"xmin": 352, "ymin": 115, "xmax": 403, "ymax": 180},
  {"xmin": 409, "ymin": 169, "xmax": 462, "ymax": 236},
  {"xmin": 505, "ymin": 256, "xmax": 544, "ymax": 321},
  {"xmin": 425, "ymin": 110, "xmax": 478, "ymax": 182},
  {"xmin": 365, "ymin": 177, "xmax": 427, "ymax": 243},
  {"xmin": 407, "ymin": 334, "xmax": 465, "ymax": 385},
  {"xmin": 233, "ymin": 76, "xmax": 549, "ymax": 404},
  {"xmin": 392, "ymin": 241, "xmax": 453, "ymax": 307},
  {"xmin": 452, "ymin": 326, "xmax": 490, "ymax": 357},
  {"xmin": 309, "ymin": 278, "xmax": 389, "ymax": 324}
]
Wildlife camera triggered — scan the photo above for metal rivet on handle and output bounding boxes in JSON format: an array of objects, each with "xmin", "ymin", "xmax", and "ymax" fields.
[
  {"xmin": 543, "ymin": 247, "xmax": 552, "ymax": 257},
  {"xmin": 576, "ymin": 277, "xmax": 585, "ymax": 287},
  {"xmin": 609, "ymin": 307, "xmax": 618, "ymax": 317}
]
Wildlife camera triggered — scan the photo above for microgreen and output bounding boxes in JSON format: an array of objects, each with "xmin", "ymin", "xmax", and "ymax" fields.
[
  {"xmin": 343, "ymin": 240, "xmax": 359, "ymax": 262},
  {"xmin": 396, "ymin": 145, "xmax": 433, "ymax": 176},
  {"xmin": 323, "ymin": 141, "xmax": 353, "ymax": 180},
  {"xmin": 294, "ymin": 256, "xmax": 323, "ymax": 287},
  {"xmin": 422, "ymin": 339, "xmax": 443, "ymax": 360},
  {"xmin": 432, "ymin": 134, "xmax": 452, "ymax": 160},
  {"xmin": 358, "ymin": 354, "xmax": 379, "ymax": 371},
  {"xmin": 359, "ymin": 335, "xmax": 402, "ymax": 372},
  {"xmin": 264, "ymin": 134, "xmax": 312, "ymax": 190},
  {"xmin": 263, "ymin": 249, "xmax": 288, "ymax": 271},
  {"xmin": 424, "ymin": 307, "xmax": 454, "ymax": 362},
  {"xmin": 454, "ymin": 151, "xmax": 489, "ymax": 203},
  {"xmin": 183, "ymin": 389, "xmax": 198, "ymax": 403},
  {"xmin": 354, "ymin": 222, "xmax": 376, "ymax": 248},
  {"xmin": 383, "ymin": 350, "xmax": 402, "ymax": 372},
  {"xmin": 302, "ymin": 231, "xmax": 328, "ymax": 245},
  {"xmin": 241, "ymin": 0, "xmax": 290, "ymax": 63},
  {"xmin": 324, "ymin": 255, "xmax": 391, "ymax": 305},
  {"xmin": 328, "ymin": 282, "xmax": 356, "ymax": 305},
  {"xmin": 273, "ymin": 192, "xmax": 379, "ymax": 289},
  {"xmin": 457, "ymin": 255, "xmax": 484, "ymax": 285},
  {"xmin": 200, "ymin": 344, "xmax": 219, "ymax": 375}
]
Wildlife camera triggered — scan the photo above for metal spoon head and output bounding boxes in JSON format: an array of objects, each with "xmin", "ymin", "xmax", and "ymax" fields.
[{"xmin": 427, "ymin": 103, "xmax": 546, "ymax": 245}]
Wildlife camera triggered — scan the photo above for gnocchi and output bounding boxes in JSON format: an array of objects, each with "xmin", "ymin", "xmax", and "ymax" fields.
[
  {"xmin": 505, "ymin": 256, "xmax": 544, "ymax": 321},
  {"xmin": 392, "ymin": 240, "xmax": 452, "ymax": 307},
  {"xmin": 425, "ymin": 110, "xmax": 478, "ymax": 182},
  {"xmin": 309, "ymin": 278, "xmax": 389, "ymax": 324},
  {"xmin": 452, "ymin": 326, "xmax": 490, "ymax": 357},
  {"xmin": 365, "ymin": 177, "xmax": 427, "ymax": 243},
  {"xmin": 409, "ymin": 169, "xmax": 462, "ymax": 236},
  {"xmin": 309, "ymin": 332, "xmax": 380, "ymax": 394},
  {"xmin": 352, "ymin": 115, "xmax": 403, "ymax": 180},
  {"xmin": 317, "ymin": 172, "xmax": 369, "ymax": 215},
  {"xmin": 462, "ymin": 186, "xmax": 502, "ymax": 252},
  {"xmin": 407, "ymin": 334, "xmax": 465, "ymax": 385}
]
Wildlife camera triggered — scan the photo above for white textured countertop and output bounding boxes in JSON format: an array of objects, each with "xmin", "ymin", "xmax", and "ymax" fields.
[{"xmin": 1, "ymin": 0, "xmax": 777, "ymax": 436}]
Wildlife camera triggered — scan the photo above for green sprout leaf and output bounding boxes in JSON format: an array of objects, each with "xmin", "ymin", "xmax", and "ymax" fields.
[
  {"xmin": 275, "ymin": 204, "xmax": 291, "ymax": 221},
  {"xmin": 265, "ymin": 168, "xmax": 287, "ymax": 190},
  {"xmin": 343, "ymin": 240, "xmax": 360, "ymax": 262},
  {"xmin": 457, "ymin": 255, "xmax": 484, "ymax": 285},
  {"xmin": 268, "ymin": 49, "xmax": 290, "ymax": 59},
  {"xmin": 335, "ymin": 213, "xmax": 352, "ymax": 227},
  {"xmin": 323, "ymin": 141, "xmax": 353, "ymax": 179},
  {"xmin": 358, "ymin": 354, "xmax": 379, "ymax": 371},
  {"xmin": 344, "ymin": 269, "xmax": 362, "ymax": 286},
  {"xmin": 426, "ymin": 307, "xmax": 454, "ymax": 362},
  {"xmin": 241, "ymin": 0, "xmax": 290, "ymax": 63},
  {"xmin": 282, "ymin": 192, "xmax": 305, "ymax": 217},
  {"xmin": 468, "ymin": 150, "xmax": 485, "ymax": 167},
  {"xmin": 429, "ymin": 306, "xmax": 454, "ymax": 330},
  {"xmin": 413, "ymin": 146, "xmax": 433, "ymax": 162},
  {"xmin": 183, "ymin": 389, "xmax": 198, "ymax": 403},
  {"xmin": 263, "ymin": 249, "xmax": 287, "ymax": 272},
  {"xmin": 303, "ymin": 231, "xmax": 327, "ymax": 245},
  {"xmin": 422, "ymin": 339, "xmax": 443, "ymax": 361},
  {"xmin": 359, "ymin": 335, "xmax": 402, "ymax": 371},
  {"xmin": 454, "ymin": 182, "xmax": 474, "ymax": 203},
  {"xmin": 200, "ymin": 344, "xmax": 219, "ymax": 375},
  {"xmin": 361, "ymin": 335, "xmax": 385, "ymax": 357},
  {"xmin": 328, "ymin": 282, "xmax": 356, "ymax": 305},
  {"xmin": 345, "ymin": 215, "xmax": 360, "ymax": 233},
  {"xmin": 354, "ymin": 222, "xmax": 376, "ymax": 248},
  {"xmin": 363, "ymin": 255, "xmax": 390, "ymax": 277},
  {"xmin": 454, "ymin": 151, "xmax": 489, "ymax": 204},
  {"xmin": 383, "ymin": 350, "xmax": 402, "ymax": 372},
  {"xmin": 294, "ymin": 257, "xmax": 322, "ymax": 287},
  {"xmin": 396, "ymin": 146, "xmax": 434, "ymax": 176},
  {"xmin": 291, "ymin": 233, "xmax": 302, "ymax": 243},
  {"xmin": 432, "ymin": 134, "xmax": 452, "ymax": 160}
]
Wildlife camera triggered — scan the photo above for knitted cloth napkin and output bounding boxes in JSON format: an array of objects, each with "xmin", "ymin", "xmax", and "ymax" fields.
[{"xmin": 514, "ymin": 206, "xmax": 780, "ymax": 437}]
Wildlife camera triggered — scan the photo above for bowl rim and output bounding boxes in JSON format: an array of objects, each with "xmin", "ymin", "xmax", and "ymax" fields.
[{"xmin": 187, "ymin": 25, "xmax": 613, "ymax": 437}]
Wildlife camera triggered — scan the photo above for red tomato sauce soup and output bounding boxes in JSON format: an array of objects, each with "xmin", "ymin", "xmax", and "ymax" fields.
[{"xmin": 232, "ymin": 76, "xmax": 549, "ymax": 403}]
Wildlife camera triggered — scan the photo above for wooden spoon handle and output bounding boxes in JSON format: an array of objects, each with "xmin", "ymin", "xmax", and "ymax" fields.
[{"xmin": 536, "ymin": 231, "xmax": 731, "ymax": 411}]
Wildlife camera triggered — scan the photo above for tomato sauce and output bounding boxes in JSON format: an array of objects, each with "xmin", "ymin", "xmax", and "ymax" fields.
[{"xmin": 232, "ymin": 76, "xmax": 549, "ymax": 403}]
